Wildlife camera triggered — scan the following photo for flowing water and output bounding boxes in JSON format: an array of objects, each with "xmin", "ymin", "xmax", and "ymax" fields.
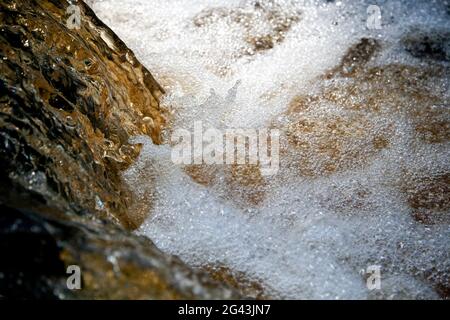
[{"xmin": 91, "ymin": 0, "xmax": 450, "ymax": 299}]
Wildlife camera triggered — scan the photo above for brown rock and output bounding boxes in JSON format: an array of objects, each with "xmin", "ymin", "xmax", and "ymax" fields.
[
  {"xmin": 0, "ymin": 0, "xmax": 241, "ymax": 300},
  {"xmin": 0, "ymin": 0, "xmax": 167, "ymax": 229},
  {"xmin": 401, "ymin": 172, "xmax": 450, "ymax": 225},
  {"xmin": 193, "ymin": 1, "xmax": 301, "ymax": 58},
  {"xmin": 202, "ymin": 265, "xmax": 269, "ymax": 299}
]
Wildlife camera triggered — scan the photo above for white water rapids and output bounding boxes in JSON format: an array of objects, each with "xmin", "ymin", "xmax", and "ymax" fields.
[{"xmin": 91, "ymin": 0, "xmax": 450, "ymax": 299}]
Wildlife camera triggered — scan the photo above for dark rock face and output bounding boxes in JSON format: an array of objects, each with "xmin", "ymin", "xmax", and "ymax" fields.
[
  {"xmin": 0, "ymin": 204, "xmax": 238, "ymax": 299},
  {"xmin": 402, "ymin": 29, "xmax": 450, "ymax": 62},
  {"xmin": 0, "ymin": 0, "xmax": 239, "ymax": 299}
]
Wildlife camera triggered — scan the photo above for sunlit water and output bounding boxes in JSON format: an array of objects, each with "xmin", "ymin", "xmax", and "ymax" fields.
[{"xmin": 91, "ymin": 0, "xmax": 450, "ymax": 299}]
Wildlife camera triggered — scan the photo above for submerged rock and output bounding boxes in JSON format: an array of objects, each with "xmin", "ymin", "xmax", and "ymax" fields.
[
  {"xmin": 193, "ymin": 0, "xmax": 301, "ymax": 57},
  {"xmin": 279, "ymin": 38, "xmax": 449, "ymax": 179},
  {"xmin": 402, "ymin": 28, "xmax": 450, "ymax": 62},
  {"xmin": 275, "ymin": 37, "xmax": 450, "ymax": 297},
  {"xmin": 0, "ymin": 0, "xmax": 239, "ymax": 299},
  {"xmin": 401, "ymin": 172, "xmax": 450, "ymax": 225},
  {"xmin": 325, "ymin": 38, "xmax": 381, "ymax": 78}
]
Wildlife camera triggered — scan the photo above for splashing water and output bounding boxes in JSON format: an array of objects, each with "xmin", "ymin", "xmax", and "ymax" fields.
[{"xmin": 91, "ymin": 0, "xmax": 450, "ymax": 299}]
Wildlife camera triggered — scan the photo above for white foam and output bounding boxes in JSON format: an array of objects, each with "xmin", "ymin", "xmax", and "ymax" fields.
[{"xmin": 91, "ymin": 0, "xmax": 450, "ymax": 299}]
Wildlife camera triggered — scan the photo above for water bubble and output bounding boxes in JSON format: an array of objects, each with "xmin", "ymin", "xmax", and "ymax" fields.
[{"xmin": 93, "ymin": 0, "xmax": 450, "ymax": 299}]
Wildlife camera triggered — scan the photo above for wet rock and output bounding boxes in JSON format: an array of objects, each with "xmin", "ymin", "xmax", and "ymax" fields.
[
  {"xmin": 402, "ymin": 29, "xmax": 450, "ymax": 62},
  {"xmin": 326, "ymin": 38, "xmax": 381, "ymax": 78},
  {"xmin": 184, "ymin": 164, "xmax": 219, "ymax": 186},
  {"xmin": 202, "ymin": 265, "xmax": 269, "ymax": 300},
  {"xmin": 319, "ymin": 182, "xmax": 373, "ymax": 216},
  {"xmin": 0, "ymin": 204, "xmax": 239, "ymax": 299},
  {"xmin": 401, "ymin": 172, "xmax": 450, "ymax": 225},
  {"xmin": 0, "ymin": 0, "xmax": 240, "ymax": 299},
  {"xmin": 193, "ymin": 0, "xmax": 301, "ymax": 58},
  {"xmin": 275, "ymin": 36, "xmax": 449, "ymax": 298},
  {"xmin": 283, "ymin": 109, "xmax": 389, "ymax": 177},
  {"xmin": 279, "ymin": 46, "xmax": 449, "ymax": 178},
  {"xmin": 0, "ymin": 0, "xmax": 166, "ymax": 228},
  {"xmin": 184, "ymin": 163, "xmax": 267, "ymax": 207},
  {"xmin": 226, "ymin": 164, "xmax": 267, "ymax": 206}
]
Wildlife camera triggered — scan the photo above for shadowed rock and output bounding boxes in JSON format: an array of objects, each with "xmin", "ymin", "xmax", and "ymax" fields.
[
  {"xmin": 0, "ymin": 0, "xmax": 240, "ymax": 299},
  {"xmin": 0, "ymin": 204, "xmax": 239, "ymax": 299},
  {"xmin": 402, "ymin": 28, "xmax": 450, "ymax": 62}
]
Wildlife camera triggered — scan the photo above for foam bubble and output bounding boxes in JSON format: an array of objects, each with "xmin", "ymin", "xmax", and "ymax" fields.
[{"xmin": 92, "ymin": 0, "xmax": 450, "ymax": 299}]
